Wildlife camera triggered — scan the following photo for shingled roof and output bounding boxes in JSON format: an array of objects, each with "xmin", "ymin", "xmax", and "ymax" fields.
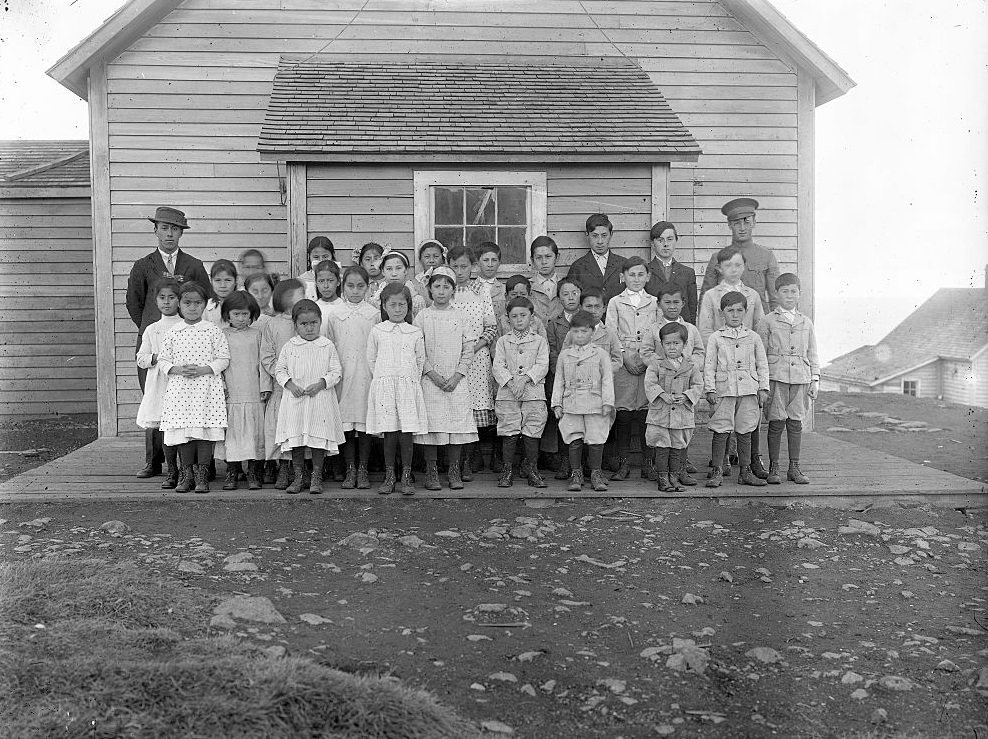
[
  {"xmin": 257, "ymin": 55, "xmax": 701, "ymax": 164},
  {"xmin": 0, "ymin": 140, "xmax": 90, "ymax": 190},
  {"xmin": 822, "ymin": 288, "xmax": 988, "ymax": 385}
]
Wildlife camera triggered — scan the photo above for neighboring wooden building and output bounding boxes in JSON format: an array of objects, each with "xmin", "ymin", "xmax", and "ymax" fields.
[
  {"xmin": 47, "ymin": 0, "xmax": 853, "ymax": 437},
  {"xmin": 821, "ymin": 288, "xmax": 988, "ymax": 408},
  {"xmin": 0, "ymin": 141, "xmax": 96, "ymax": 419}
]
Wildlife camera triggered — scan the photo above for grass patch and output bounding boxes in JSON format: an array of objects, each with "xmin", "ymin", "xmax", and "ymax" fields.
[{"xmin": 0, "ymin": 558, "xmax": 480, "ymax": 738}]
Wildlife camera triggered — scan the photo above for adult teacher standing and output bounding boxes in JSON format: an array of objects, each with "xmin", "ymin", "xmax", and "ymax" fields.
[{"xmin": 126, "ymin": 207, "xmax": 209, "ymax": 476}]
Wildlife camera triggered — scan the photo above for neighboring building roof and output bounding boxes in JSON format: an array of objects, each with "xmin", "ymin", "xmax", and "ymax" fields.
[
  {"xmin": 257, "ymin": 55, "xmax": 699, "ymax": 164},
  {"xmin": 0, "ymin": 140, "xmax": 90, "ymax": 193},
  {"xmin": 822, "ymin": 288, "xmax": 988, "ymax": 386},
  {"xmin": 47, "ymin": 0, "xmax": 854, "ymax": 105}
]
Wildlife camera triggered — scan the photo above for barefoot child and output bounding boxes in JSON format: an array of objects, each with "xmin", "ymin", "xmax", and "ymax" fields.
[
  {"xmin": 492, "ymin": 296, "xmax": 550, "ymax": 489},
  {"xmin": 756, "ymin": 273, "xmax": 819, "ymax": 484},
  {"xmin": 158, "ymin": 281, "xmax": 230, "ymax": 493},
  {"xmin": 413, "ymin": 266, "xmax": 478, "ymax": 491},
  {"xmin": 366, "ymin": 283, "xmax": 429, "ymax": 495},
  {"xmin": 275, "ymin": 299, "xmax": 345, "ymax": 494},
  {"xmin": 644, "ymin": 323, "xmax": 703, "ymax": 493},
  {"xmin": 327, "ymin": 266, "xmax": 379, "ymax": 489},
  {"xmin": 220, "ymin": 290, "xmax": 266, "ymax": 490},
  {"xmin": 203, "ymin": 259, "xmax": 238, "ymax": 326},
  {"xmin": 136, "ymin": 279, "xmax": 183, "ymax": 485},
  {"xmin": 703, "ymin": 291, "xmax": 770, "ymax": 488}
]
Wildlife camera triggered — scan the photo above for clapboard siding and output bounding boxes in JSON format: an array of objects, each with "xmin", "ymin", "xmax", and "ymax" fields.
[
  {"xmin": 0, "ymin": 196, "xmax": 97, "ymax": 418},
  {"xmin": 875, "ymin": 363, "xmax": 941, "ymax": 398},
  {"xmin": 103, "ymin": 0, "xmax": 805, "ymax": 432}
]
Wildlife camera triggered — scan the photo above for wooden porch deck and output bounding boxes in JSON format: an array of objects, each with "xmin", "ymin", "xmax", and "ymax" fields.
[{"xmin": 0, "ymin": 432, "xmax": 984, "ymax": 507}]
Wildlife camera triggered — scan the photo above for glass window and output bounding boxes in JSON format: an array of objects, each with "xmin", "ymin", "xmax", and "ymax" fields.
[
  {"xmin": 902, "ymin": 380, "xmax": 918, "ymax": 397},
  {"xmin": 431, "ymin": 185, "xmax": 531, "ymax": 265}
]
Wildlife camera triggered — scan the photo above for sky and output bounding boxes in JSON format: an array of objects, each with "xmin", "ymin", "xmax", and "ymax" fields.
[{"xmin": 1, "ymin": 0, "xmax": 986, "ymax": 362}]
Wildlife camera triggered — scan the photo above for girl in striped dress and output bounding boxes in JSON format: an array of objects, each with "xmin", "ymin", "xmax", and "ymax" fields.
[
  {"xmin": 366, "ymin": 282, "xmax": 429, "ymax": 496},
  {"xmin": 203, "ymin": 259, "xmax": 237, "ymax": 327},
  {"xmin": 274, "ymin": 299, "xmax": 345, "ymax": 495}
]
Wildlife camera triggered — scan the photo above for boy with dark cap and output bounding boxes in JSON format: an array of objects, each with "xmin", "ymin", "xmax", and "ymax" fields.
[{"xmin": 756, "ymin": 273, "xmax": 819, "ymax": 484}]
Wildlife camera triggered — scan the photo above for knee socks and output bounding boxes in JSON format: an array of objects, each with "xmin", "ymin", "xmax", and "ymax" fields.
[
  {"xmin": 383, "ymin": 432, "xmax": 398, "ymax": 468},
  {"xmin": 568, "ymin": 439, "xmax": 584, "ymax": 472},
  {"xmin": 766, "ymin": 419, "xmax": 803, "ymax": 463},
  {"xmin": 736, "ymin": 432, "xmax": 752, "ymax": 467},
  {"xmin": 711, "ymin": 432, "xmax": 730, "ymax": 469},
  {"xmin": 587, "ymin": 443, "xmax": 604, "ymax": 471},
  {"xmin": 398, "ymin": 432, "xmax": 413, "ymax": 471},
  {"xmin": 179, "ymin": 441, "xmax": 196, "ymax": 468},
  {"xmin": 614, "ymin": 411, "xmax": 632, "ymax": 456},
  {"xmin": 654, "ymin": 447, "xmax": 670, "ymax": 474},
  {"xmin": 750, "ymin": 420, "xmax": 762, "ymax": 459},
  {"xmin": 767, "ymin": 420, "xmax": 785, "ymax": 463},
  {"xmin": 501, "ymin": 435, "xmax": 519, "ymax": 470},
  {"xmin": 196, "ymin": 440, "xmax": 214, "ymax": 465},
  {"xmin": 786, "ymin": 419, "xmax": 802, "ymax": 463},
  {"xmin": 311, "ymin": 447, "xmax": 325, "ymax": 472},
  {"xmin": 163, "ymin": 444, "xmax": 177, "ymax": 469},
  {"xmin": 448, "ymin": 444, "xmax": 462, "ymax": 468},
  {"xmin": 523, "ymin": 436, "xmax": 540, "ymax": 471},
  {"xmin": 343, "ymin": 431, "xmax": 356, "ymax": 467},
  {"xmin": 669, "ymin": 448, "xmax": 682, "ymax": 476}
]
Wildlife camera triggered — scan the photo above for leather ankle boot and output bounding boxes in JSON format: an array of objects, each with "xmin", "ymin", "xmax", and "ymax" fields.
[
  {"xmin": 706, "ymin": 466, "xmax": 723, "ymax": 488},
  {"xmin": 356, "ymin": 463, "xmax": 371, "ymax": 489},
  {"xmin": 378, "ymin": 466, "xmax": 396, "ymax": 494},
  {"xmin": 424, "ymin": 462, "xmax": 441, "ymax": 490},
  {"xmin": 750, "ymin": 455, "xmax": 769, "ymax": 480},
  {"xmin": 223, "ymin": 466, "xmax": 239, "ymax": 490},
  {"xmin": 286, "ymin": 463, "xmax": 305, "ymax": 494},
  {"xmin": 193, "ymin": 464, "xmax": 209, "ymax": 494},
  {"xmin": 174, "ymin": 466, "xmax": 194, "ymax": 493},
  {"xmin": 739, "ymin": 465, "xmax": 768, "ymax": 486},
  {"xmin": 341, "ymin": 464, "xmax": 357, "ymax": 489},
  {"xmin": 309, "ymin": 464, "xmax": 323, "ymax": 494},
  {"xmin": 399, "ymin": 468, "xmax": 415, "ymax": 496},
  {"xmin": 788, "ymin": 462, "xmax": 809, "ymax": 484},
  {"xmin": 274, "ymin": 460, "xmax": 290, "ymax": 490},
  {"xmin": 247, "ymin": 462, "xmax": 262, "ymax": 490},
  {"xmin": 610, "ymin": 457, "xmax": 630, "ymax": 481},
  {"xmin": 567, "ymin": 469, "xmax": 584, "ymax": 492},
  {"xmin": 161, "ymin": 463, "xmax": 179, "ymax": 490},
  {"xmin": 766, "ymin": 461, "xmax": 782, "ymax": 485},
  {"xmin": 589, "ymin": 469, "xmax": 609, "ymax": 492},
  {"xmin": 447, "ymin": 464, "xmax": 464, "ymax": 490}
]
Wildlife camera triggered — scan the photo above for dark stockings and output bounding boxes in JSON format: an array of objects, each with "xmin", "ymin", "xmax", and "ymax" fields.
[
  {"xmin": 654, "ymin": 447, "xmax": 670, "ymax": 474},
  {"xmin": 343, "ymin": 430, "xmax": 370, "ymax": 467},
  {"xmin": 178, "ymin": 440, "xmax": 214, "ymax": 467},
  {"xmin": 383, "ymin": 431, "xmax": 413, "ymax": 470}
]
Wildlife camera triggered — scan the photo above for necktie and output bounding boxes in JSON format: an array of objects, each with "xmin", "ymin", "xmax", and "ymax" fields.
[{"xmin": 166, "ymin": 254, "xmax": 174, "ymax": 274}]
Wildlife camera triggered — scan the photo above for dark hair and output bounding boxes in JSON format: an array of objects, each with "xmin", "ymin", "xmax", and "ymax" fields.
[
  {"xmin": 244, "ymin": 272, "xmax": 275, "ymax": 292},
  {"xmin": 238, "ymin": 248, "xmax": 266, "ymax": 265},
  {"xmin": 716, "ymin": 246, "xmax": 746, "ymax": 265},
  {"xmin": 272, "ymin": 278, "xmax": 304, "ymax": 314},
  {"xmin": 580, "ymin": 287, "xmax": 604, "ymax": 305},
  {"xmin": 558, "ymin": 276, "xmax": 582, "ymax": 295},
  {"xmin": 152, "ymin": 277, "xmax": 181, "ymax": 299},
  {"xmin": 380, "ymin": 251, "xmax": 410, "ymax": 270},
  {"xmin": 358, "ymin": 242, "xmax": 384, "ymax": 262},
  {"xmin": 475, "ymin": 241, "xmax": 501, "ymax": 259},
  {"xmin": 506, "ymin": 296, "xmax": 534, "ymax": 316},
  {"xmin": 569, "ymin": 310, "xmax": 595, "ymax": 329},
  {"xmin": 342, "ymin": 265, "xmax": 369, "ymax": 287},
  {"xmin": 530, "ymin": 235, "xmax": 558, "ymax": 258},
  {"xmin": 426, "ymin": 272, "xmax": 455, "ymax": 300},
  {"xmin": 776, "ymin": 273, "xmax": 801, "ymax": 290},
  {"xmin": 210, "ymin": 259, "xmax": 237, "ymax": 281},
  {"xmin": 447, "ymin": 244, "xmax": 475, "ymax": 265},
  {"xmin": 649, "ymin": 221, "xmax": 678, "ymax": 241},
  {"xmin": 658, "ymin": 322, "xmax": 689, "ymax": 343},
  {"xmin": 657, "ymin": 286, "xmax": 684, "ymax": 301},
  {"xmin": 418, "ymin": 240, "xmax": 445, "ymax": 259},
  {"xmin": 307, "ymin": 236, "xmax": 336, "ymax": 260},
  {"xmin": 622, "ymin": 256, "xmax": 647, "ymax": 274},
  {"xmin": 221, "ymin": 290, "xmax": 261, "ymax": 322},
  {"xmin": 720, "ymin": 290, "xmax": 748, "ymax": 311},
  {"xmin": 585, "ymin": 213, "xmax": 613, "ymax": 234},
  {"xmin": 379, "ymin": 282, "xmax": 413, "ymax": 324},
  {"xmin": 291, "ymin": 298, "xmax": 322, "ymax": 324},
  {"xmin": 178, "ymin": 281, "xmax": 210, "ymax": 315},
  {"xmin": 505, "ymin": 274, "xmax": 531, "ymax": 294},
  {"xmin": 314, "ymin": 259, "xmax": 342, "ymax": 299}
]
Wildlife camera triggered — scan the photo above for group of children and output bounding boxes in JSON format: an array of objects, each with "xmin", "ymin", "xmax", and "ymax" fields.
[{"xmin": 135, "ymin": 223, "xmax": 818, "ymax": 495}]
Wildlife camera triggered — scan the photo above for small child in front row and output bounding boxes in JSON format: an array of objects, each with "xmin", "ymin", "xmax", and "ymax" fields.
[
  {"xmin": 551, "ymin": 310, "xmax": 615, "ymax": 493},
  {"xmin": 492, "ymin": 296, "xmax": 550, "ymax": 489},
  {"xmin": 158, "ymin": 281, "xmax": 231, "ymax": 493},
  {"xmin": 220, "ymin": 290, "xmax": 266, "ymax": 490},
  {"xmin": 366, "ymin": 283, "xmax": 429, "ymax": 496},
  {"xmin": 644, "ymin": 323, "xmax": 703, "ymax": 493},
  {"xmin": 136, "ymin": 278, "xmax": 183, "ymax": 486},
  {"xmin": 755, "ymin": 273, "xmax": 819, "ymax": 484},
  {"xmin": 274, "ymin": 299, "xmax": 346, "ymax": 494},
  {"xmin": 703, "ymin": 291, "xmax": 770, "ymax": 488}
]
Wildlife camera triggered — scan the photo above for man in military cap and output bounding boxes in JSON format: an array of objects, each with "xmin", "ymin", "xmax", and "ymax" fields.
[
  {"xmin": 700, "ymin": 197, "xmax": 780, "ymax": 313},
  {"xmin": 126, "ymin": 207, "xmax": 209, "ymax": 476}
]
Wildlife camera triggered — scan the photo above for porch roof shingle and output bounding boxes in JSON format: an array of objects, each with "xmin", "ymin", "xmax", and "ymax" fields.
[{"xmin": 258, "ymin": 55, "xmax": 701, "ymax": 163}]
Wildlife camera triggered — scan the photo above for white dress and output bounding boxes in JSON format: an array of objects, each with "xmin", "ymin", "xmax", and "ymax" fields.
[
  {"xmin": 203, "ymin": 298, "xmax": 228, "ymax": 328},
  {"xmin": 158, "ymin": 320, "xmax": 230, "ymax": 445},
  {"xmin": 365, "ymin": 321, "xmax": 429, "ymax": 435},
  {"xmin": 274, "ymin": 335, "xmax": 346, "ymax": 454},
  {"xmin": 316, "ymin": 297, "xmax": 347, "ymax": 338},
  {"xmin": 135, "ymin": 314, "xmax": 183, "ymax": 429},
  {"xmin": 326, "ymin": 300, "xmax": 378, "ymax": 432}
]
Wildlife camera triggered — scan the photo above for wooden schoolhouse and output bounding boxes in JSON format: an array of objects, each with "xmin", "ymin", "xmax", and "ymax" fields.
[
  {"xmin": 47, "ymin": 0, "xmax": 853, "ymax": 437},
  {"xmin": 0, "ymin": 141, "xmax": 97, "ymax": 419}
]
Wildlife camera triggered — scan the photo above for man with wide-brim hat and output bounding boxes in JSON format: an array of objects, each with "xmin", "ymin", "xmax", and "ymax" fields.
[
  {"xmin": 700, "ymin": 197, "xmax": 780, "ymax": 313},
  {"xmin": 126, "ymin": 207, "xmax": 209, "ymax": 477}
]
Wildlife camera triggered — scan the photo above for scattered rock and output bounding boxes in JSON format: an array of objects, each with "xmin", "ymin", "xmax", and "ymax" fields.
[
  {"xmin": 177, "ymin": 561, "xmax": 205, "ymax": 574},
  {"xmin": 841, "ymin": 672, "xmax": 864, "ymax": 684},
  {"xmin": 838, "ymin": 519, "xmax": 880, "ymax": 536},
  {"xmin": 746, "ymin": 647, "xmax": 781, "ymax": 664},
  {"xmin": 515, "ymin": 650, "xmax": 543, "ymax": 662},
  {"xmin": 524, "ymin": 498, "xmax": 554, "ymax": 508},
  {"xmin": 974, "ymin": 666, "xmax": 988, "ymax": 688},
  {"xmin": 597, "ymin": 678, "xmax": 626, "ymax": 694},
  {"xmin": 488, "ymin": 671, "xmax": 518, "ymax": 683},
  {"xmin": 519, "ymin": 683, "xmax": 537, "ymax": 697},
  {"xmin": 958, "ymin": 542, "xmax": 982, "ymax": 552},
  {"xmin": 681, "ymin": 593, "xmax": 703, "ymax": 605},
  {"xmin": 434, "ymin": 530, "xmax": 461, "ymax": 538},
  {"xmin": 665, "ymin": 639, "xmax": 710, "ymax": 675},
  {"xmin": 888, "ymin": 545, "xmax": 911, "ymax": 555},
  {"xmin": 892, "ymin": 556, "xmax": 915, "ymax": 566},
  {"xmin": 718, "ymin": 571, "xmax": 733, "ymax": 582},
  {"xmin": 509, "ymin": 525, "xmax": 536, "ymax": 539},
  {"xmin": 397, "ymin": 535, "xmax": 426, "ymax": 548},
  {"xmin": 212, "ymin": 596, "xmax": 286, "ymax": 626},
  {"xmin": 826, "ymin": 427, "xmax": 853, "ymax": 432},
  {"xmin": 224, "ymin": 552, "xmax": 254, "ymax": 564},
  {"xmin": 879, "ymin": 675, "xmax": 914, "ymax": 691},
  {"xmin": 262, "ymin": 646, "xmax": 286, "ymax": 659},
  {"xmin": 540, "ymin": 680, "xmax": 556, "ymax": 693},
  {"xmin": 850, "ymin": 688, "xmax": 869, "ymax": 700},
  {"xmin": 356, "ymin": 572, "xmax": 378, "ymax": 583},
  {"xmin": 299, "ymin": 613, "xmax": 331, "ymax": 625},
  {"xmin": 467, "ymin": 634, "xmax": 492, "ymax": 642},
  {"xmin": 98, "ymin": 520, "xmax": 130, "ymax": 534},
  {"xmin": 870, "ymin": 708, "xmax": 888, "ymax": 724},
  {"xmin": 936, "ymin": 659, "xmax": 959, "ymax": 672},
  {"xmin": 477, "ymin": 603, "xmax": 508, "ymax": 613},
  {"xmin": 338, "ymin": 532, "xmax": 379, "ymax": 550},
  {"xmin": 654, "ymin": 725, "xmax": 676, "ymax": 736},
  {"xmin": 18, "ymin": 518, "xmax": 51, "ymax": 528},
  {"xmin": 480, "ymin": 720, "xmax": 514, "ymax": 735},
  {"xmin": 945, "ymin": 626, "xmax": 984, "ymax": 636},
  {"xmin": 797, "ymin": 538, "xmax": 826, "ymax": 550},
  {"xmin": 223, "ymin": 562, "xmax": 259, "ymax": 572}
]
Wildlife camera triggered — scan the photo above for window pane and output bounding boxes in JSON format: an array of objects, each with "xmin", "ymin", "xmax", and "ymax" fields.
[
  {"xmin": 465, "ymin": 226, "xmax": 496, "ymax": 248},
  {"xmin": 434, "ymin": 187, "xmax": 463, "ymax": 226},
  {"xmin": 498, "ymin": 186, "xmax": 528, "ymax": 226},
  {"xmin": 435, "ymin": 227, "xmax": 464, "ymax": 251},
  {"xmin": 498, "ymin": 227, "xmax": 527, "ymax": 264},
  {"xmin": 466, "ymin": 187, "xmax": 496, "ymax": 226}
]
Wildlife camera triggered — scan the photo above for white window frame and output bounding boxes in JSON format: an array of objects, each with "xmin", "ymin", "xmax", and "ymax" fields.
[
  {"xmin": 413, "ymin": 170, "xmax": 547, "ymax": 273},
  {"xmin": 902, "ymin": 379, "xmax": 919, "ymax": 397}
]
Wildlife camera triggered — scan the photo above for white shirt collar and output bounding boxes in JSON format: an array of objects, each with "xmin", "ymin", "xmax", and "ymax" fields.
[
  {"xmin": 159, "ymin": 248, "xmax": 178, "ymax": 266},
  {"xmin": 592, "ymin": 251, "xmax": 609, "ymax": 272}
]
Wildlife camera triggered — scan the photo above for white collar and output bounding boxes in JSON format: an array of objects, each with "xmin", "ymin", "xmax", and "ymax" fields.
[{"xmin": 159, "ymin": 248, "xmax": 179, "ymax": 264}]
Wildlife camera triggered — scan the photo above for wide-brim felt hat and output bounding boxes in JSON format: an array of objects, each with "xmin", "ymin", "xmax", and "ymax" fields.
[
  {"xmin": 148, "ymin": 206, "xmax": 189, "ymax": 229},
  {"xmin": 721, "ymin": 197, "xmax": 759, "ymax": 221}
]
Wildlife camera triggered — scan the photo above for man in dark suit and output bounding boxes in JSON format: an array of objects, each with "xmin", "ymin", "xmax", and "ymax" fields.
[
  {"xmin": 644, "ymin": 220, "xmax": 698, "ymax": 324},
  {"xmin": 565, "ymin": 213, "xmax": 626, "ymax": 304},
  {"xmin": 126, "ymin": 206, "xmax": 209, "ymax": 476}
]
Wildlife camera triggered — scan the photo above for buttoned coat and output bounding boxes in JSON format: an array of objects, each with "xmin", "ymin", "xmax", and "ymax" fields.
[
  {"xmin": 703, "ymin": 327, "xmax": 770, "ymax": 397},
  {"xmin": 551, "ymin": 344, "xmax": 615, "ymax": 415},
  {"xmin": 562, "ymin": 323, "xmax": 623, "ymax": 375},
  {"xmin": 126, "ymin": 248, "xmax": 210, "ymax": 345},
  {"xmin": 566, "ymin": 250, "xmax": 626, "ymax": 303},
  {"xmin": 697, "ymin": 281, "xmax": 766, "ymax": 346},
  {"xmin": 644, "ymin": 358, "xmax": 703, "ymax": 429},
  {"xmin": 700, "ymin": 241, "xmax": 780, "ymax": 313},
  {"xmin": 644, "ymin": 258, "xmax": 699, "ymax": 324},
  {"xmin": 756, "ymin": 309, "xmax": 820, "ymax": 384},
  {"xmin": 545, "ymin": 305, "xmax": 571, "ymax": 376},
  {"xmin": 492, "ymin": 329, "xmax": 550, "ymax": 402},
  {"xmin": 606, "ymin": 290, "xmax": 660, "ymax": 410},
  {"xmin": 640, "ymin": 317, "xmax": 705, "ymax": 368}
]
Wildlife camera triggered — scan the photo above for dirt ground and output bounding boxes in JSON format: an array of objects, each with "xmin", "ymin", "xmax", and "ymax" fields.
[
  {"xmin": 2, "ymin": 498, "xmax": 986, "ymax": 738},
  {"xmin": 0, "ymin": 413, "xmax": 97, "ymax": 483},
  {"xmin": 815, "ymin": 392, "xmax": 988, "ymax": 484}
]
